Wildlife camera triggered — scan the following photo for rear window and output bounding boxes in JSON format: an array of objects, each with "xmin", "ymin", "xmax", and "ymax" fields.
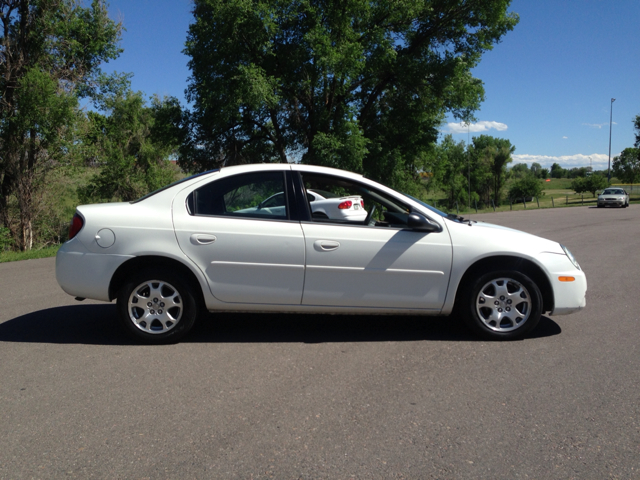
[{"xmin": 132, "ymin": 170, "xmax": 218, "ymax": 203}]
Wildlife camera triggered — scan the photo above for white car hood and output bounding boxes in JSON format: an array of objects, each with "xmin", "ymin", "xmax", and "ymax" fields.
[{"xmin": 446, "ymin": 219, "xmax": 565, "ymax": 256}]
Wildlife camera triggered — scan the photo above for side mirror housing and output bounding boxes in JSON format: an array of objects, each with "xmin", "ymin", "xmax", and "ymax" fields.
[{"xmin": 407, "ymin": 213, "xmax": 441, "ymax": 233}]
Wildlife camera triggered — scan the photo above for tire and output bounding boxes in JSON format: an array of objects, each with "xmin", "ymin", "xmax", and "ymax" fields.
[
  {"xmin": 459, "ymin": 270, "xmax": 542, "ymax": 340},
  {"xmin": 117, "ymin": 269, "xmax": 199, "ymax": 344}
]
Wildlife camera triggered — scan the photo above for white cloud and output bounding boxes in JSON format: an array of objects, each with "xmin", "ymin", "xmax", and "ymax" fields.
[
  {"xmin": 562, "ymin": 136, "xmax": 568, "ymax": 139},
  {"xmin": 512, "ymin": 153, "xmax": 615, "ymax": 170},
  {"xmin": 444, "ymin": 120, "xmax": 508, "ymax": 134}
]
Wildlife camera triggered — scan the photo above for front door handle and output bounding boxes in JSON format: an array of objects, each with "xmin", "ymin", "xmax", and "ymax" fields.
[
  {"xmin": 190, "ymin": 234, "xmax": 217, "ymax": 245},
  {"xmin": 314, "ymin": 240, "xmax": 340, "ymax": 251}
]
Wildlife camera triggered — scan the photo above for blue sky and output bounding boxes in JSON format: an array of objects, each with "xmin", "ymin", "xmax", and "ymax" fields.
[{"xmin": 104, "ymin": 0, "xmax": 640, "ymax": 171}]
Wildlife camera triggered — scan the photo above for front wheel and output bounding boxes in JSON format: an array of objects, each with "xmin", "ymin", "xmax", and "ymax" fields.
[
  {"xmin": 459, "ymin": 270, "xmax": 542, "ymax": 340},
  {"xmin": 117, "ymin": 269, "xmax": 199, "ymax": 344}
]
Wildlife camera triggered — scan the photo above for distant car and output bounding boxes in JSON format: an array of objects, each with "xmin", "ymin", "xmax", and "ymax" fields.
[
  {"xmin": 597, "ymin": 188, "xmax": 629, "ymax": 208},
  {"xmin": 235, "ymin": 189, "xmax": 367, "ymax": 221},
  {"xmin": 306, "ymin": 189, "xmax": 367, "ymax": 221},
  {"xmin": 56, "ymin": 164, "xmax": 587, "ymax": 344}
]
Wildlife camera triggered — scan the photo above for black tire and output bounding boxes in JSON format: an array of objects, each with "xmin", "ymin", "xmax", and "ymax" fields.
[
  {"xmin": 459, "ymin": 270, "xmax": 542, "ymax": 340},
  {"xmin": 117, "ymin": 268, "xmax": 199, "ymax": 344}
]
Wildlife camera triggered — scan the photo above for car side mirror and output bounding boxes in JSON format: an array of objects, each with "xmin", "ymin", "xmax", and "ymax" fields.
[{"xmin": 407, "ymin": 213, "xmax": 441, "ymax": 233}]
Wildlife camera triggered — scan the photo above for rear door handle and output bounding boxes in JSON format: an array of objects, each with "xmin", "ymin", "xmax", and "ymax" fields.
[{"xmin": 190, "ymin": 234, "xmax": 217, "ymax": 245}]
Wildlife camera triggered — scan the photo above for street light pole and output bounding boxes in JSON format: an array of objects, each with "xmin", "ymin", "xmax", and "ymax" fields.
[
  {"xmin": 467, "ymin": 122, "xmax": 471, "ymax": 213},
  {"xmin": 608, "ymin": 98, "xmax": 616, "ymax": 183}
]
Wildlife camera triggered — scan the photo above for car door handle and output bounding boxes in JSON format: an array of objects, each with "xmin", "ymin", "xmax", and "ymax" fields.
[
  {"xmin": 190, "ymin": 234, "xmax": 217, "ymax": 245},
  {"xmin": 314, "ymin": 240, "xmax": 340, "ymax": 251}
]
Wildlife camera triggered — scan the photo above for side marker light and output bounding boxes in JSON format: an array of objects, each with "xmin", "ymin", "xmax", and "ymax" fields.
[{"xmin": 558, "ymin": 276, "xmax": 575, "ymax": 282}]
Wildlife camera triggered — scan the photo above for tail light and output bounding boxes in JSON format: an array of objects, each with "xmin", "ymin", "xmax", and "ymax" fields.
[
  {"xmin": 69, "ymin": 213, "xmax": 84, "ymax": 240},
  {"xmin": 360, "ymin": 200, "xmax": 365, "ymax": 208},
  {"xmin": 338, "ymin": 200, "xmax": 352, "ymax": 210}
]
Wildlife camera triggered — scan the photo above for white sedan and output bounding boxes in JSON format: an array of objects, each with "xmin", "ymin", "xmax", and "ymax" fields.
[
  {"xmin": 234, "ymin": 189, "xmax": 367, "ymax": 221},
  {"xmin": 306, "ymin": 189, "xmax": 367, "ymax": 221},
  {"xmin": 56, "ymin": 164, "xmax": 587, "ymax": 344},
  {"xmin": 597, "ymin": 188, "xmax": 630, "ymax": 208}
]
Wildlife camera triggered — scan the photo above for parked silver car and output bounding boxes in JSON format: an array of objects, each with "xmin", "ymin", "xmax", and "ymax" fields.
[{"xmin": 597, "ymin": 188, "xmax": 629, "ymax": 208}]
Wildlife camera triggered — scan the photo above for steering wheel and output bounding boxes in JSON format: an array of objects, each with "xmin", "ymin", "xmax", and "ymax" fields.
[{"xmin": 364, "ymin": 205, "xmax": 377, "ymax": 226}]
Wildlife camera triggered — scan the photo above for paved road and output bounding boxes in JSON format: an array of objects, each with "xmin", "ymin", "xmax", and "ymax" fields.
[{"xmin": 1, "ymin": 206, "xmax": 638, "ymax": 479}]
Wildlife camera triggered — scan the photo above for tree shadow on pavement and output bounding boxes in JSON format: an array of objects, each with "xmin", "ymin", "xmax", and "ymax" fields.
[{"xmin": 0, "ymin": 304, "xmax": 561, "ymax": 345}]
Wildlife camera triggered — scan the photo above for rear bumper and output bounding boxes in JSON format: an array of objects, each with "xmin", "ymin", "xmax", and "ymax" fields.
[{"xmin": 56, "ymin": 240, "xmax": 133, "ymax": 302}]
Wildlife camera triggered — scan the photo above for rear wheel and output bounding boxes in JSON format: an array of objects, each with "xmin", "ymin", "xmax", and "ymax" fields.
[
  {"xmin": 459, "ymin": 270, "xmax": 542, "ymax": 340},
  {"xmin": 117, "ymin": 269, "xmax": 199, "ymax": 344}
]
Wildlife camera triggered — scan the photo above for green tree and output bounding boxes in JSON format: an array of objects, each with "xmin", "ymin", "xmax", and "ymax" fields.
[
  {"xmin": 568, "ymin": 167, "xmax": 589, "ymax": 179},
  {"xmin": 571, "ymin": 177, "xmax": 588, "ymax": 195},
  {"xmin": 508, "ymin": 173, "xmax": 543, "ymax": 200},
  {"xmin": 510, "ymin": 163, "xmax": 529, "ymax": 178},
  {"xmin": 182, "ymin": 0, "xmax": 519, "ymax": 191},
  {"xmin": 571, "ymin": 175, "xmax": 608, "ymax": 197},
  {"xmin": 612, "ymin": 148, "xmax": 640, "ymax": 184},
  {"xmin": 468, "ymin": 135, "xmax": 514, "ymax": 205},
  {"xmin": 429, "ymin": 134, "xmax": 470, "ymax": 208},
  {"xmin": 0, "ymin": 0, "xmax": 122, "ymax": 250},
  {"xmin": 530, "ymin": 162, "xmax": 542, "ymax": 178},
  {"xmin": 79, "ymin": 89, "xmax": 183, "ymax": 203},
  {"xmin": 550, "ymin": 162, "xmax": 566, "ymax": 179}
]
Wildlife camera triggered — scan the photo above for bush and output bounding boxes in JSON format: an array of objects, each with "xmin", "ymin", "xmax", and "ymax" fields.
[{"xmin": 0, "ymin": 227, "xmax": 14, "ymax": 251}]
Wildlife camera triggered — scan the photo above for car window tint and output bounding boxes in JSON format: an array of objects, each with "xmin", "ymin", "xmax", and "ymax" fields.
[
  {"xmin": 261, "ymin": 192, "xmax": 285, "ymax": 208},
  {"xmin": 300, "ymin": 172, "xmax": 409, "ymax": 227},
  {"xmin": 192, "ymin": 171, "xmax": 288, "ymax": 220}
]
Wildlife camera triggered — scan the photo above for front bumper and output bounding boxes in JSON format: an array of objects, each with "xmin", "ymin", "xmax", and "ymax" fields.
[
  {"xmin": 537, "ymin": 252, "xmax": 587, "ymax": 316},
  {"xmin": 598, "ymin": 198, "xmax": 625, "ymax": 206}
]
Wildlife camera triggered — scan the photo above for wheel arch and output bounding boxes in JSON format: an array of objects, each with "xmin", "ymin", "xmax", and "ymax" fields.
[
  {"xmin": 108, "ymin": 255, "xmax": 206, "ymax": 308},
  {"xmin": 454, "ymin": 255, "xmax": 554, "ymax": 313}
]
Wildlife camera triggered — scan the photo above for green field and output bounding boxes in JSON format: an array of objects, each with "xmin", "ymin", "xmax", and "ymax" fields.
[{"xmin": 424, "ymin": 177, "xmax": 638, "ymax": 215}]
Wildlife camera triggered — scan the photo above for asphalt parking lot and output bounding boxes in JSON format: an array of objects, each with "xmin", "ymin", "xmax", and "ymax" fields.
[{"xmin": 1, "ymin": 205, "xmax": 639, "ymax": 479}]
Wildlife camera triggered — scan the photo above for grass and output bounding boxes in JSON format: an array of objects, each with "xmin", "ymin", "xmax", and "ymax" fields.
[{"xmin": 0, "ymin": 245, "xmax": 60, "ymax": 263}]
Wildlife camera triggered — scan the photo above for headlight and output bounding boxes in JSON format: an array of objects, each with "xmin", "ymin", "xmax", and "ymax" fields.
[{"xmin": 561, "ymin": 244, "xmax": 581, "ymax": 270}]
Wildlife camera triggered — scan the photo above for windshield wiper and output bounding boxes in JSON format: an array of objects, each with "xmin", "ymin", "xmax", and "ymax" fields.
[{"xmin": 447, "ymin": 213, "xmax": 476, "ymax": 225}]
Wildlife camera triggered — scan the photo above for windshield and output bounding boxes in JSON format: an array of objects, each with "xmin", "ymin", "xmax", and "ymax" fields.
[
  {"xmin": 131, "ymin": 170, "xmax": 219, "ymax": 203},
  {"xmin": 602, "ymin": 189, "xmax": 623, "ymax": 195},
  {"xmin": 401, "ymin": 193, "xmax": 466, "ymax": 222}
]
